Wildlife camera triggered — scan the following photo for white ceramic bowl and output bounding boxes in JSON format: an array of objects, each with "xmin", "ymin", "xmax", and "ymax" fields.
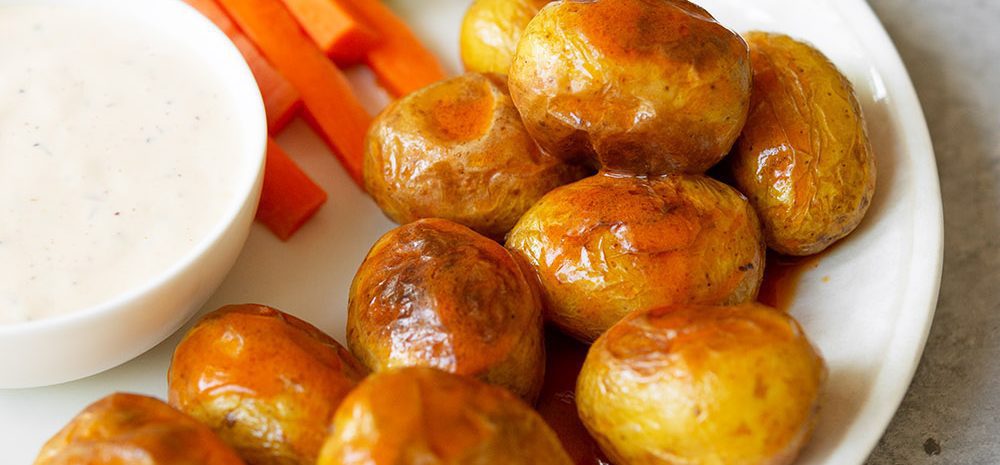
[{"xmin": 0, "ymin": 0, "xmax": 267, "ymax": 389}]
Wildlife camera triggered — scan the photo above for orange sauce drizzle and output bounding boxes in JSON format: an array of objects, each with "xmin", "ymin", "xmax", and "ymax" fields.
[
  {"xmin": 536, "ymin": 329, "xmax": 612, "ymax": 465},
  {"xmin": 757, "ymin": 251, "xmax": 824, "ymax": 311}
]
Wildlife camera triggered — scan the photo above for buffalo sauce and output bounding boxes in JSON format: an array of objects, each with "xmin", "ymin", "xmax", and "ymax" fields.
[
  {"xmin": 536, "ymin": 329, "xmax": 611, "ymax": 465},
  {"xmin": 758, "ymin": 251, "xmax": 824, "ymax": 311}
]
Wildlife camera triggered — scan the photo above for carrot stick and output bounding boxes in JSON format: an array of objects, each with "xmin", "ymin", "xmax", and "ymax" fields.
[
  {"xmin": 230, "ymin": 35, "xmax": 302, "ymax": 133},
  {"xmin": 184, "ymin": 0, "xmax": 239, "ymax": 34},
  {"xmin": 335, "ymin": 0, "xmax": 447, "ymax": 97},
  {"xmin": 184, "ymin": 0, "xmax": 301, "ymax": 134},
  {"xmin": 256, "ymin": 139, "xmax": 327, "ymax": 240},
  {"xmin": 219, "ymin": 0, "xmax": 372, "ymax": 187},
  {"xmin": 279, "ymin": 0, "xmax": 380, "ymax": 65}
]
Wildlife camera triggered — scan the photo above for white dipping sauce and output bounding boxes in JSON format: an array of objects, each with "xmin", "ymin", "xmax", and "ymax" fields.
[{"xmin": 0, "ymin": 5, "xmax": 247, "ymax": 324}]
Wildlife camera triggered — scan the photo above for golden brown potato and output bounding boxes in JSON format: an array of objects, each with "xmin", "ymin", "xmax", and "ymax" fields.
[
  {"xmin": 730, "ymin": 32, "xmax": 877, "ymax": 256},
  {"xmin": 506, "ymin": 173, "xmax": 765, "ymax": 342},
  {"xmin": 317, "ymin": 367, "xmax": 573, "ymax": 465},
  {"xmin": 168, "ymin": 304, "xmax": 367, "ymax": 465},
  {"xmin": 508, "ymin": 0, "xmax": 751, "ymax": 175},
  {"xmin": 577, "ymin": 303, "xmax": 826, "ymax": 465},
  {"xmin": 348, "ymin": 218, "xmax": 545, "ymax": 402},
  {"xmin": 35, "ymin": 393, "xmax": 244, "ymax": 465},
  {"xmin": 364, "ymin": 72, "xmax": 586, "ymax": 240},
  {"xmin": 460, "ymin": 0, "xmax": 551, "ymax": 74}
]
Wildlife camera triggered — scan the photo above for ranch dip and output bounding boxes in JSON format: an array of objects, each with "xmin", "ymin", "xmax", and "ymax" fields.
[{"xmin": 0, "ymin": 5, "xmax": 247, "ymax": 324}]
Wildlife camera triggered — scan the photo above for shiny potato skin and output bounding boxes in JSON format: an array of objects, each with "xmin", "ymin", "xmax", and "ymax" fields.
[
  {"xmin": 577, "ymin": 304, "xmax": 826, "ymax": 465},
  {"xmin": 460, "ymin": 0, "xmax": 550, "ymax": 74},
  {"xmin": 364, "ymin": 72, "xmax": 586, "ymax": 240},
  {"xmin": 35, "ymin": 393, "xmax": 244, "ymax": 465},
  {"xmin": 508, "ymin": 0, "xmax": 751, "ymax": 175},
  {"xmin": 168, "ymin": 304, "xmax": 367, "ymax": 465},
  {"xmin": 506, "ymin": 173, "xmax": 765, "ymax": 342},
  {"xmin": 731, "ymin": 32, "xmax": 877, "ymax": 256},
  {"xmin": 348, "ymin": 218, "xmax": 545, "ymax": 402},
  {"xmin": 317, "ymin": 367, "xmax": 573, "ymax": 465}
]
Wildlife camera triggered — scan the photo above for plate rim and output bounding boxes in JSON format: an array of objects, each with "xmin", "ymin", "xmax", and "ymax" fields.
[{"xmin": 825, "ymin": 0, "xmax": 944, "ymax": 463}]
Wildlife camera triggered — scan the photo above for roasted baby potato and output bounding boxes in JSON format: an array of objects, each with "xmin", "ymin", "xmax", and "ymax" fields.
[
  {"xmin": 168, "ymin": 304, "xmax": 367, "ymax": 465},
  {"xmin": 731, "ymin": 32, "xmax": 877, "ymax": 256},
  {"xmin": 506, "ymin": 173, "xmax": 765, "ymax": 342},
  {"xmin": 348, "ymin": 218, "xmax": 545, "ymax": 402},
  {"xmin": 35, "ymin": 393, "xmax": 244, "ymax": 465},
  {"xmin": 508, "ymin": 0, "xmax": 751, "ymax": 175},
  {"xmin": 364, "ymin": 72, "xmax": 586, "ymax": 240},
  {"xmin": 577, "ymin": 303, "xmax": 826, "ymax": 465},
  {"xmin": 317, "ymin": 367, "xmax": 573, "ymax": 465},
  {"xmin": 460, "ymin": 0, "xmax": 551, "ymax": 74}
]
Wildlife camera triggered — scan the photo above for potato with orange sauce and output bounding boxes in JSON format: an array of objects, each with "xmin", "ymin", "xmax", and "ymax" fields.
[
  {"xmin": 460, "ymin": 0, "xmax": 551, "ymax": 74},
  {"xmin": 576, "ymin": 303, "xmax": 826, "ymax": 465},
  {"xmin": 508, "ymin": 0, "xmax": 751, "ymax": 174},
  {"xmin": 364, "ymin": 72, "xmax": 586, "ymax": 240},
  {"xmin": 34, "ymin": 393, "xmax": 245, "ymax": 465},
  {"xmin": 317, "ymin": 367, "xmax": 573, "ymax": 465},
  {"xmin": 730, "ymin": 32, "xmax": 877, "ymax": 256},
  {"xmin": 506, "ymin": 173, "xmax": 765, "ymax": 342},
  {"xmin": 348, "ymin": 218, "xmax": 545, "ymax": 402},
  {"xmin": 168, "ymin": 304, "xmax": 367, "ymax": 465}
]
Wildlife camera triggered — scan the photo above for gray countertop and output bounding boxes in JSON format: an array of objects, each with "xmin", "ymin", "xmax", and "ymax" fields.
[{"xmin": 865, "ymin": 0, "xmax": 1000, "ymax": 463}]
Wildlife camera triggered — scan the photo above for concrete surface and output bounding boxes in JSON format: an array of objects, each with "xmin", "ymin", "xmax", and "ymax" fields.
[{"xmin": 865, "ymin": 0, "xmax": 1000, "ymax": 463}]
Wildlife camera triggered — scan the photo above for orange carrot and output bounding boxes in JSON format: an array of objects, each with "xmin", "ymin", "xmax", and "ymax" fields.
[
  {"xmin": 184, "ymin": 0, "xmax": 239, "ymax": 34},
  {"xmin": 256, "ymin": 139, "xmax": 327, "ymax": 240},
  {"xmin": 279, "ymin": 0, "xmax": 380, "ymax": 65},
  {"xmin": 335, "ymin": 0, "xmax": 447, "ymax": 97},
  {"xmin": 219, "ymin": 0, "xmax": 372, "ymax": 187},
  {"xmin": 230, "ymin": 35, "xmax": 302, "ymax": 133},
  {"xmin": 184, "ymin": 0, "xmax": 301, "ymax": 134}
]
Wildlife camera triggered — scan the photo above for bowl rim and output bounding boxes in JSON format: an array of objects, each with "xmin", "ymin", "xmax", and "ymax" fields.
[{"xmin": 0, "ymin": 0, "xmax": 267, "ymax": 334}]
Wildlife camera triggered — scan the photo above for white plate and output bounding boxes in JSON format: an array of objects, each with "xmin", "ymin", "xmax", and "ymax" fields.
[{"xmin": 0, "ymin": 0, "xmax": 942, "ymax": 464}]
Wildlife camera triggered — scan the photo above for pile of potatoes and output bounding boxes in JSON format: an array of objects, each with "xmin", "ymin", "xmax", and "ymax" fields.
[{"xmin": 35, "ymin": 1, "xmax": 876, "ymax": 464}]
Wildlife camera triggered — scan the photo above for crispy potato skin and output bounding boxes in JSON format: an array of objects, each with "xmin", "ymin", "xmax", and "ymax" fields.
[
  {"xmin": 167, "ymin": 305, "xmax": 367, "ymax": 465},
  {"xmin": 348, "ymin": 218, "xmax": 545, "ymax": 402},
  {"xmin": 731, "ymin": 32, "xmax": 877, "ymax": 256},
  {"xmin": 506, "ymin": 173, "xmax": 765, "ymax": 342},
  {"xmin": 577, "ymin": 304, "xmax": 826, "ymax": 465},
  {"xmin": 460, "ymin": 0, "xmax": 551, "ymax": 74},
  {"xmin": 317, "ymin": 367, "xmax": 573, "ymax": 465},
  {"xmin": 34, "ymin": 393, "xmax": 245, "ymax": 465},
  {"xmin": 364, "ymin": 72, "xmax": 586, "ymax": 240},
  {"xmin": 508, "ymin": 0, "xmax": 751, "ymax": 175}
]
